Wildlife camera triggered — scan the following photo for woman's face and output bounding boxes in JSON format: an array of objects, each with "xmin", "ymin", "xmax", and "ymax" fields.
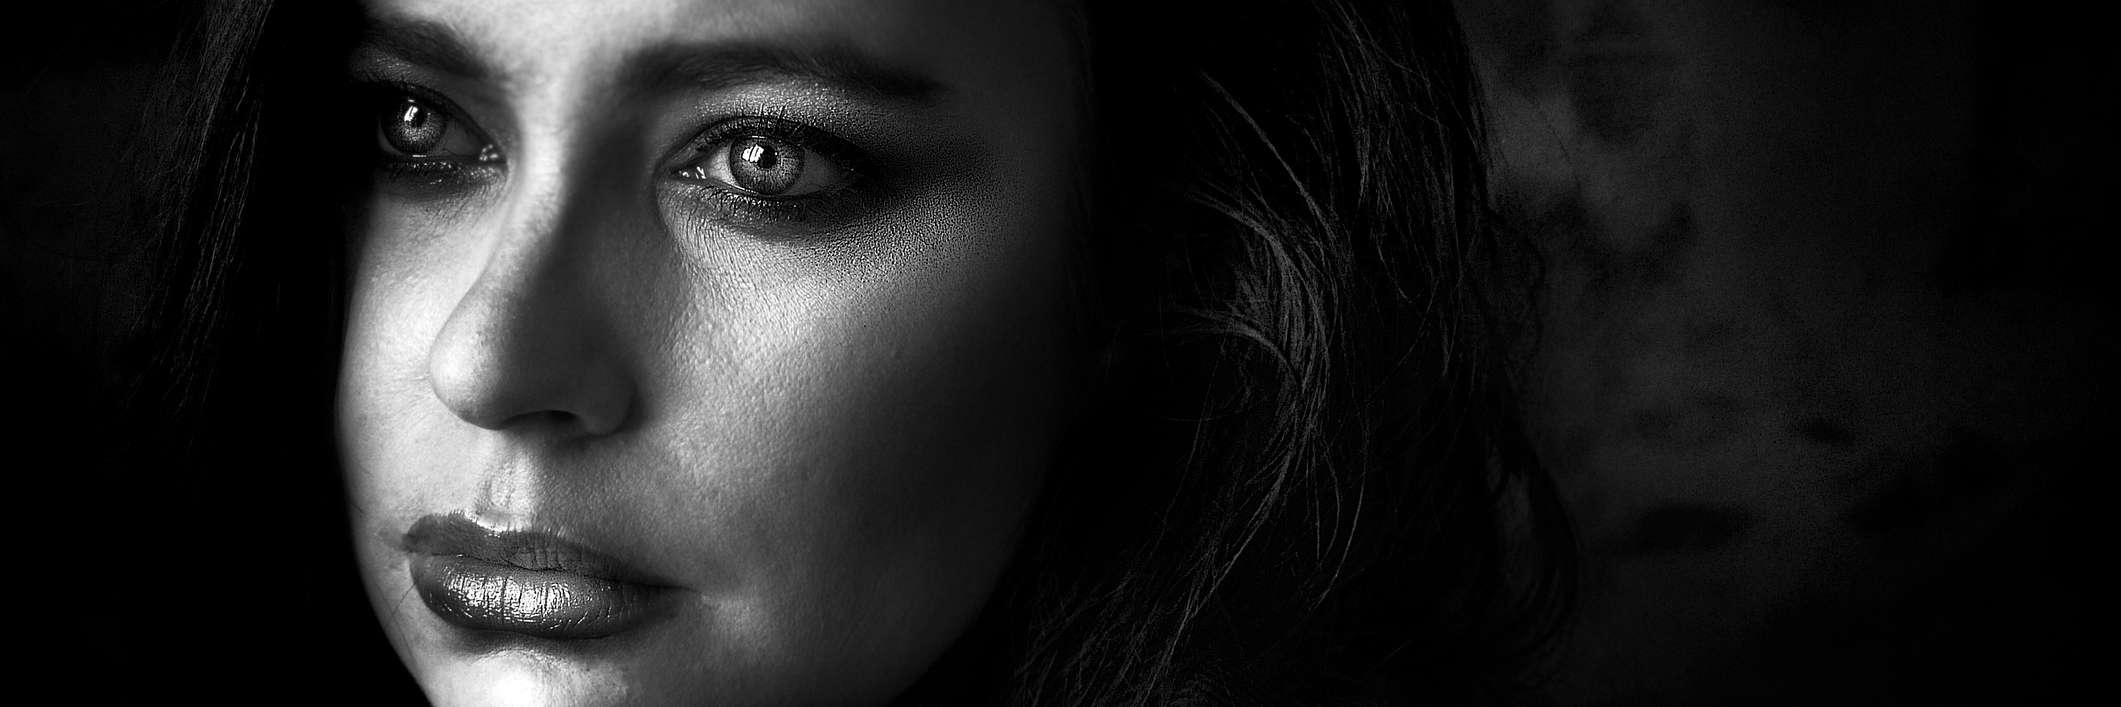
[{"xmin": 336, "ymin": 0, "xmax": 1082, "ymax": 704}]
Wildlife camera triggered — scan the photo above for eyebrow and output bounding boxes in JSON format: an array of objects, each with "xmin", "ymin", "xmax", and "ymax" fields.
[
  {"xmin": 356, "ymin": 15, "xmax": 495, "ymax": 83},
  {"xmin": 354, "ymin": 15, "xmax": 946, "ymax": 105},
  {"xmin": 626, "ymin": 43, "xmax": 949, "ymax": 104}
]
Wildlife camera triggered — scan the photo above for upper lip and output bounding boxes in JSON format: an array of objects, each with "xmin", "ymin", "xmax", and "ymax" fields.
[{"xmin": 402, "ymin": 513, "xmax": 659, "ymax": 585}]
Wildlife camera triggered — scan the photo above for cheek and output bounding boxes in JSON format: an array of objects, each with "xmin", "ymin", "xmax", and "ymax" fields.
[
  {"xmin": 337, "ymin": 200, "xmax": 489, "ymax": 506},
  {"xmin": 676, "ymin": 229, "xmax": 1074, "ymax": 552},
  {"xmin": 764, "ymin": 239, "xmax": 1072, "ymax": 537},
  {"xmin": 634, "ymin": 196, "xmax": 1080, "ymax": 671}
]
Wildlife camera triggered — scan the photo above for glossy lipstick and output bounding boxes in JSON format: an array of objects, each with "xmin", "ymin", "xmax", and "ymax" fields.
[{"xmin": 404, "ymin": 513, "xmax": 668, "ymax": 639}]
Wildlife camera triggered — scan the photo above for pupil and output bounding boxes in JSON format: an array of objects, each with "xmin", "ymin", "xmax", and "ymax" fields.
[
  {"xmin": 741, "ymin": 142, "xmax": 777, "ymax": 170},
  {"xmin": 382, "ymin": 97, "xmax": 445, "ymax": 155},
  {"xmin": 727, "ymin": 136, "xmax": 803, "ymax": 195}
]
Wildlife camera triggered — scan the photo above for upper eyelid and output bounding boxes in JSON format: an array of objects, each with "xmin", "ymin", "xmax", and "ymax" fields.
[{"xmin": 682, "ymin": 117, "xmax": 869, "ymax": 169}]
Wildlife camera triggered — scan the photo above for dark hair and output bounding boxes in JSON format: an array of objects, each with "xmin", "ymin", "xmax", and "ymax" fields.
[
  {"xmin": 101, "ymin": 0, "xmax": 406, "ymax": 698},
  {"xmin": 127, "ymin": 0, "xmax": 1570, "ymax": 703},
  {"xmin": 990, "ymin": 1, "xmax": 1571, "ymax": 703}
]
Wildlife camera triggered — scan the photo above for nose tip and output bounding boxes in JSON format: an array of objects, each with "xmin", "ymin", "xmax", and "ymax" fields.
[{"xmin": 426, "ymin": 257, "xmax": 634, "ymax": 438}]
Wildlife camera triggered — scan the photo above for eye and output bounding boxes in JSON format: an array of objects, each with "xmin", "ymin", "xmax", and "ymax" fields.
[
  {"xmin": 673, "ymin": 120, "xmax": 860, "ymax": 199},
  {"xmin": 376, "ymin": 93, "xmax": 495, "ymax": 163}
]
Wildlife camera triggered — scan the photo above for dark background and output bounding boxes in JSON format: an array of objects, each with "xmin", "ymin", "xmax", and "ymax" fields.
[
  {"xmin": 1457, "ymin": 0, "xmax": 2114, "ymax": 702},
  {"xmin": 4, "ymin": 2, "xmax": 423, "ymax": 700},
  {"xmin": 6, "ymin": 1, "xmax": 2113, "ymax": 703}
]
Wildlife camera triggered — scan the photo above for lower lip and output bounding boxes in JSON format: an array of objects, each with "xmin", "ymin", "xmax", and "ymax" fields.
[{"xmin": 410, "ymin": 554, "xmax": 662, "ymax": 639}]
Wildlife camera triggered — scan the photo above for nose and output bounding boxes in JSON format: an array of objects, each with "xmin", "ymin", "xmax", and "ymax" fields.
[{"xmin": 426, "ymin": 194, "xmax": 636, "ymax": 437}]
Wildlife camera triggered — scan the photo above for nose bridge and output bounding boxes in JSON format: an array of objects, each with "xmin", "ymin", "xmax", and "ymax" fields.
[{"xmin": 426, "ymin": 139, "xmax": 637, "ymax": 437}]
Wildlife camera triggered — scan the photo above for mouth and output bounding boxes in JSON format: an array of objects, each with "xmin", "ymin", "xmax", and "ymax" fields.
[{"xmin": 403, "ymin": 513, "xmax": 674, "ymax": 640}]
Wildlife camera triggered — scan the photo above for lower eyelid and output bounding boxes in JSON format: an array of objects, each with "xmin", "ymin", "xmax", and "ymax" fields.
[
  {"xmin": 372, "ymin": 159, "xmax": 504, "ymax": 196},
  {"xmin": 658, "ymin": 179, "xmax": 887, "ymax": 238}
]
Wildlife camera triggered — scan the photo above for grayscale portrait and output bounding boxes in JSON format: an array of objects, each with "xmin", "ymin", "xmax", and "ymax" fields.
[{"xmin": 5, "ymin": 0, "xmax": 2106, "ymax": 704}]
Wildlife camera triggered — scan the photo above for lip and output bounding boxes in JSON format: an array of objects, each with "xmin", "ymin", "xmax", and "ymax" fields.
[{"xmin": 403, "ymin": 513, "xmax": 674, "ymax": 640}]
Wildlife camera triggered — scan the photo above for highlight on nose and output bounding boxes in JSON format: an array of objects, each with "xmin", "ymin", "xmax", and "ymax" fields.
[{"xmin": 425, "ymin": 269, "xmax": 634, "ymax": 437}]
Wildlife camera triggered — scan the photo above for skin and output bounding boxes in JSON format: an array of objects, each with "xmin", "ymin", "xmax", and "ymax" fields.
[{"xmin": 336, "ymin": 0, "xmax": 1083, "ymax": 704}]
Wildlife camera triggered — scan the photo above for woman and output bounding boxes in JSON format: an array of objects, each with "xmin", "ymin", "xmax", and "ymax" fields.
[{"xmin": 112, "ymin": 0, "xmax": 1570, "ymax": 703}]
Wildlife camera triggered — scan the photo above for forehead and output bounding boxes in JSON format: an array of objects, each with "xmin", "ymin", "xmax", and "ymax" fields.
[{"xmin": 359, "ymin": 0, "xmax": 1079, "ymax": 97}]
